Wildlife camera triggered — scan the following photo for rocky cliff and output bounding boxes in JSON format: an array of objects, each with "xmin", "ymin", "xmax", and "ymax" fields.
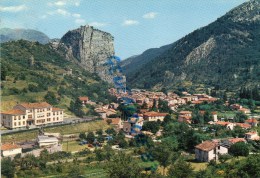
[{"xmin": 58, "ymin": 25, "xmax": 115, "ymax": 82}]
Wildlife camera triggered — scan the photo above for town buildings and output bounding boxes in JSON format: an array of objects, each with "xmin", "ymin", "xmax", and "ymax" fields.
[{"xmin": 1, "ymin": 102, "xmax": 63, "ymax": 129}]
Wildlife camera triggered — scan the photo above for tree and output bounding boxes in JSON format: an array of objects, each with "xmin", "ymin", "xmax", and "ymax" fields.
[
  {"xmin": 162, "ymin": 114, "xmax": 172, "ymax": 126},
  {"xmin": 158, "ymin": 99, "xmax": 171, "ymax": 113},
  {"xmin": 168, "ymin": 158, "xmax": 194, "ymax": 178},
  {"xmin": 70, "ymin": 97, "xmax": 84, "ymax": 117},
  {"xmin": 105, "ymin": 128, "xmax": 117, "ymax": 136},
  {"xmin": 219, "ymin": 154, "xmax": 232, "ymax": 164},
  {"xmin": 1, "ymin": 157, "xmax": 15, "ymax": 178},
  {"xmin": 152, "ymin": 142, "xmax": 173, "ymax": 175},
  {"xmin": 68, "ymin": 164, "xmax": 84, "ymax": 178},
  {"xmin": 142, "ymin": 121, "xmax": 160, "ymax": 134},
  {"xmin": 1, "ymin": 65, "xmax": 7, "ymax": 81},
  {"xmin": 229, "ymin": 142, "xmax": 249, "ymax": 157},
  {"xmin": 234, "ymin": 112, "xmax": 248, "ymax": 123},
  {"xmin": 105, "ymin": 152, "xmax": 141, "ymax": 178},
  {"xmin": 79, "ymin": 132, "xmax": 87, "ymax": 140},
  {"xmin": 44, "ymin": 91, "xmax": 59, "ymax": 105},
  {"xmin": 86, "ymin": 131, "xmax": 95, "ymax": 144},
  {"xmin": 106, "ymin": 119, "xmax": 112, "ymax": 125},
  {"xmin": 151, "ymin": 99, "xmax": 157, "ymax": 111}
]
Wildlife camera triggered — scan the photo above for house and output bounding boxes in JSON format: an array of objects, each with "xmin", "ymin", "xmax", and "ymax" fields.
[
  {"xmin": 123, "ymin": 121, "xmax": 132, "ymax": 133},
  {"xmin": 1, "ymin": 102, "xmax": 63, "ymax": 129},
  {"xmin": 1, "ymin": 143, "xmax": 22, "ymax": 157},
  {"xmin": 230, "ymin": 104, "xmax": 242, "ymax": 110},
  {"xmin": 143, "ymin": 111, "xmax": 167, "ymax": 122},
  {"xmin": 178, "ymin": 111, "xmax": 192, "ymax": 124},
  {"xmin": 235, "ymin": 123, "xmax": 251, "ymax": 129},
  {"xmin": 222, "ymin": 138, "xmax": 246, "ymax": 148},
  {"xmin": 245, "ymin": 131, "xmax": 260, "ymax": 141},
  {"xmin": 178, "ymin": 115, "xmax": 192, "ymax": 124},
  {"xmin": 105, "ymin": 118, "xmax": 123, "ymax": 130},
  {"xmin": 238, "ymin": 108, "xmax": 251, "ymax": 114},
  {"xmin": 245, "ymin": 118, "xmax": 258, "ymax": 127},
  {"xmin": 195, "ymin": 141, "xmax": 228, "ymax": 162},
  {"xmin": 37, "ymin": 135, "xmax": 59, "ymax": 147},
  {"xmin": 215, "ymin": 121, "xmax": 235, "ymax": 130},
  {"xmin": 78, "ymin": 96, "xmax": 89, "ymax": 105},
  {"xmin": 212, "ymin": 112, "xmax": 218, "ymax": 122}
]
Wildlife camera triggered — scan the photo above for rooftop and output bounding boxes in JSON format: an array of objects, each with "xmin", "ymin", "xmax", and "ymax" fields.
[
  {"xmin": 195, "ymin": 141, "xmax": 217, "ymax": 151},
  {"xmin": 1, "ymin": 109, "xmax": 25, "ymax": 115},
  {"xmin": 19, "ymin": 102, "xmax": 51, "ymax": 109},
  {"xmin": 1, "ymin": 143, "xmax": 21, "ymax": 151}
]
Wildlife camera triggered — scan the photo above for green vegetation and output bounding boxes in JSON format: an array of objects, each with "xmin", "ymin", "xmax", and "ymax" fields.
[
  {"xmin": 0, "ymin": 40, "xmax": 116, "ymax": 116},
  {"xmin": 124, "ymin": 0, "xmax": 260, "ymax": 92}
]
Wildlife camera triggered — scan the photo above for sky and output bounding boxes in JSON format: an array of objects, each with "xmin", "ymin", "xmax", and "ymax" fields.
[{"xmin": 0, "ymin": 0, "xmax": 247, "ymax": 59}]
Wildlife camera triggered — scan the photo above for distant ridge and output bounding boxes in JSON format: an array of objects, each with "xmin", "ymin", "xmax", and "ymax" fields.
[{"xmin": 0, "ymin": 28, "xmax": 50, "ymax": 44}]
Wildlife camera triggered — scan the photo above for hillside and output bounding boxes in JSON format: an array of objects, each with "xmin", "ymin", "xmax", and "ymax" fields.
[
  {"xmin": 0, "ymin": 40, "xmax": 115, "ymax": 113},
  {"xmin": 120, "ymin": 44, "xmax": 172, "ymax": 77},
  {"xmin": 124, "ymin": 0, "xmax": 260, "ymax": 92},
  {"xmin": 0, "ymin": 28, "xmax": 50, "ymax": 44}
]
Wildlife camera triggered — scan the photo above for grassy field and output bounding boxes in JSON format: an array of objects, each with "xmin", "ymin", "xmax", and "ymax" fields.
[
  {"xmin": 2, "ymin": 120, "xmax": 109, "ymax": 143},
  {"xmin": 62, "ymin": 140, "xmax": 89, "ymax": 152}
]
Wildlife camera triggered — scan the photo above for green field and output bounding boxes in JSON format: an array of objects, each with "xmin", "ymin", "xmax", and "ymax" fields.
[{"xmin": 2, "ymin": 120, "xmax": 109, "ymax": 143}]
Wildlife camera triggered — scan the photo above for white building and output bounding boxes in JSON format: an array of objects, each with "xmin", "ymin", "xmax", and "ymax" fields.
[
  {"xmin": 1, "ymin": 102, "xmax": 63, "ymax": 129},
  {"xmin": 37, "ymin": 135, "xmax": 59, "ymax": 147},
  {"xmin": 195, "ymin": 141, "xmax": 228, "ymax": 162},
  {"xmin": 1, "ymin": 143, "xmax": 22, "ymax": 157}
]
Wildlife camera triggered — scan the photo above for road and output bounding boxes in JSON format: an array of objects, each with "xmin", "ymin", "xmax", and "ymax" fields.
[{"xmin": 1, "ymin": 116, "xmax": 97, "ymax": 135}]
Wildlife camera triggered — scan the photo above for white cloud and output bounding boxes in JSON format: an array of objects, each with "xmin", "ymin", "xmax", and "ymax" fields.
[
  {"xmin": 55, "ymin": 1, "xmax": 67, "ymax": 6},
  {"xmin": 40, "ymin": 15, "xmax": 47, "ymax": 19},
  {"xmin": 0, "ymin": 4, "xmax": 28, "ymax": 12},
  {"xmin": 122, "ymin": 19, "xmax": 139, "ymax": 26},
  {"xmin": 89, "ymin": 22, "xmax": 108, "ymax": 27},
  {"xmin": 48, "ymin": 0, "xmax": 80, "ymax": 7},
  {"xmin": 57, "ymin": 9, "xmax": 70, "ymax": 16},
  {"xmin": 75, "ymin": 18, "xmax": 86, "ymax": 24},
  {"xmin": 143, "ymin": 12, "xmax": 158, "ymax": 19},
  {"xmin": 72, "ymin": 13, "xmax": 81, "ymax": 18}
]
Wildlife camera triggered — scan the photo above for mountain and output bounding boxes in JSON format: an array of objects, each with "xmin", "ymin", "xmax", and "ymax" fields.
[
  {"xmin": 121, "ymin": 44, "xmax": 172, "ymax": 77},
  {"xmin": 0, "ymin": 28, "xmax": 50, "ymax": 44},
  {"xmin": 124, "ymin": 0, "xmax": 260, "ymax": 92},
  {"xmin": 0, "ymin": 40, "xmax": 115, "ymax": 112},
  {"xmin": 57, "ymin": 25, "xmax": 115, "ymax": 82}
]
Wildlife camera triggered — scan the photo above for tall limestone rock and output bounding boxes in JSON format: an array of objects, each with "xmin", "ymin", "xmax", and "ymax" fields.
[{"xmin": 58, "ymin": 25, "xmax": 114, "ymax": 82}]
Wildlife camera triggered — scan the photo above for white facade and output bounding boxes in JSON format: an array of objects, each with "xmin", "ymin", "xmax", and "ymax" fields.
[{"xmin": 1, "ymin": 102, "xmax": 63, "ymax": 129}]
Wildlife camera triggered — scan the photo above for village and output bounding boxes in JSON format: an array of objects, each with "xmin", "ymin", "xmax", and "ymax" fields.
[{"xmin": 1, "ymin": 88, "xmax": 259, "ymax": 168}]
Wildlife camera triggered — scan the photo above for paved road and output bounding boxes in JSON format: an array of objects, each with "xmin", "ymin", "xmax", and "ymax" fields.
[{"xmin": 1, "ymin": 117, "xmax": 97, "ymax": 134}]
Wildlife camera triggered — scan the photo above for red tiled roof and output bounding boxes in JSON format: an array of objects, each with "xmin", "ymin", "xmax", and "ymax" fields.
[
  {"xmin": 19, "ymin": 102, "xmax": 51, "ymax": 109},
  {"xmin": 79, "ymin": 96, "xmax": 89, "ymax": 101},
  {"xmin": 245, "ymin": 131, "xmax": 258, "ymax": 135},
  {"xmin": 215, "ymin": 121, "xmax": 230, "ymax": 126},
  {"xmin": 1, "ymin": 143, "xmax": 21, "ymax": 151},
  {"xmin": 235, "ymin": 123, "xmax": 251, "ymax": 129},
  {"xmin": 144, "ymin": 111, "xmax": 167, "ymax": 117},
  {"xmin": 228, "ymin": 138, "xmax": 246, "ymax": 144},
  {"xmin": 195, "ymin": 141, "xmax": 217, "ymax": 152},
  {"xmin": 1, "ymin": 109, "xmax": 25, "ymax": 115},
  {"xmin": 105, "ymin": 118, "xmax": 121, "ymax": 125},
  {"xmin": 245, "ymin": 118, "xmax": 258, "ymax": 123},
  {"xmin": 192, "ymin": 101, "xmax": 203, "ymax": 104},
  {"xmin": 52, "ymin": 107, "xmax": 63, "ymax": 111},
  {"xmin": 179, "ymin": 111, "xmax": 192, "ymax": 114}
]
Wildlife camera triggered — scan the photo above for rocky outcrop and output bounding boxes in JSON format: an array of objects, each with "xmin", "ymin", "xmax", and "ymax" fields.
[{"xmin": 59, "ymin": 25, "xmax": 114, "ymax": 82}]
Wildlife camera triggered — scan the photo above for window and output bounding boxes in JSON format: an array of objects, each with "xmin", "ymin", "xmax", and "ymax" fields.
[
  {"xmin": 47, "ymin": 108, "xmax": 50, "ymax": 111},
  {"xmin": 14, "ymin": 122, "xmax": 16, "ymax": 126},
  {"xmin": 47, "ymin": 113, "xmax": 50, "ymax": 117},
  {"xmin": 19, "ymin": 122, "xmax": 21, "ymax": 126},
  {"xmin": 60, "ymin": 111, "xmax": 62, "ymax": 114},
  {"xmin": 218, "ymin": 146, "xmax": 220, "ymax": 150},
  {"xmin": 57, "ymin": 117, "xmax": 59, "ymax": 120},
  {"xmin": 23, "ymin": 121, "xmax": 25, "ymax": 125},
  {"xmin": 23, "ymin": 116, "xmax": 25, "ymax": 119}
]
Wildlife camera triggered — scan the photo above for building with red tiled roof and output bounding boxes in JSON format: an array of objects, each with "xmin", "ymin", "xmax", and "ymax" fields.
[
  {"xmin": 78, "ymin": 96, "xmax": 89, "ymax": 105},
  {"xmin": 195, "ymin": 140, "xmax": 228, "ymax": 162},
  {"xmin": 245, "ymin": 118, "xmax": 258, "ymax": 127},
  {"xmin": 1, "ymin": 143, "xmax": 22, "ymax": 157},
  {"xmin": 235, "ymin": 123, "xmax": 251, "ymax": 129},
  {"xmin": 1, "ymin": 102, "xmax": 63, "ymax": 129},
  {"xmin": 245, "ymin": 131, "xmax": 259, "ymax": 140},
  {"xmin": 143, "ymin": 111, "xmax": 167, "ymax": 122}
]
